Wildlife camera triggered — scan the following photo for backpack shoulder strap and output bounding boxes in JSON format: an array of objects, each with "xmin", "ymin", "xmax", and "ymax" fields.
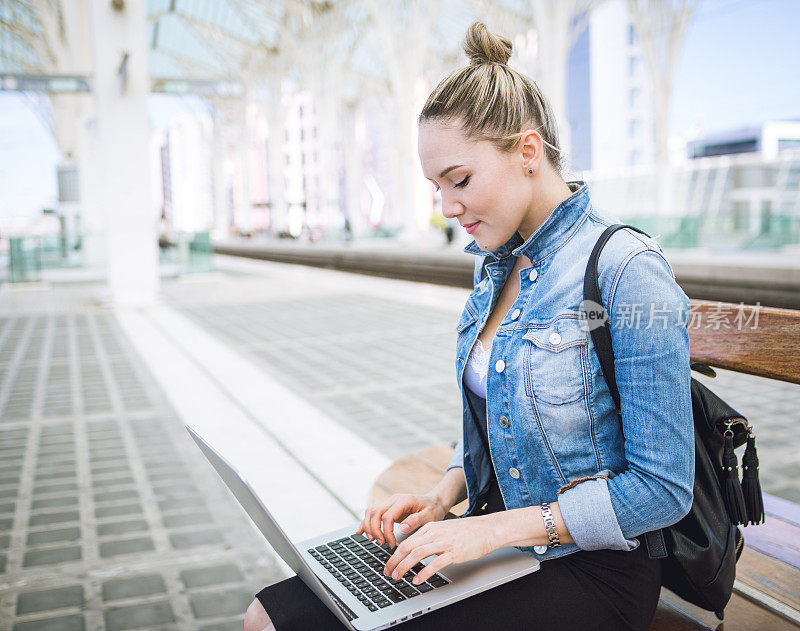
[
  {"xmin": 583, "ymin": 223, "xmax": 668, "ymax": 560},
  {"xmin": 583, "ymin": 223, "xmax": 650, "ymax": 412}
]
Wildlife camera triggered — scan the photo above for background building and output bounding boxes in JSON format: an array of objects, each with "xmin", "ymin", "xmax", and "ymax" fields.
[
  {"xmin": 567, "ymin": 0, "xmax": 654, "ymax": 173},
  {"xmin": 689, "ymin": 120, "xmax": 800, "ymax": 160}
]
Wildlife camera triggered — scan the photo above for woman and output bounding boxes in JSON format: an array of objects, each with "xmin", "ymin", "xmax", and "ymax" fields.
[{"xmin": 245, "ymin": 21, "xmax": 694, "ymax": 631}]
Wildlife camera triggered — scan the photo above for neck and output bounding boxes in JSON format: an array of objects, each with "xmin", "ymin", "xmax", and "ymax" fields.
[{"xmin": 517, "ymin": 173, "xmax": 573, "ymax": 242}]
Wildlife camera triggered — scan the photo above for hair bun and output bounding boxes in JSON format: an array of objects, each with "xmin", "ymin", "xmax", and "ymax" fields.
[{"xmin": 463, "ymin": 21, "xmax": 512, "ymax": 66}]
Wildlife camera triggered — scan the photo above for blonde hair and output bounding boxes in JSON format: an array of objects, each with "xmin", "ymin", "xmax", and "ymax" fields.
[{"xmin": 419, "ymin": 22, "xmax": 566, "ymax": 175}]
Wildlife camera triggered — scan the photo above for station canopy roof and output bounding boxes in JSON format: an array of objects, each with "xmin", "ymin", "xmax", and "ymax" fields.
[{"xmin": 1, "ymin": 0, "xmax": 536, "ymax": 100}]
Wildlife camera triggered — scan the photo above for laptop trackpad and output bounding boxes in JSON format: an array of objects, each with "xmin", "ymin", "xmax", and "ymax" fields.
[
  {"xmin": 432, "ymin": 546, "xmax": 539, "ymax": 586},
  {"xmin": 391, "ymin": 528, "xmax": 539, "ymax": 588}
]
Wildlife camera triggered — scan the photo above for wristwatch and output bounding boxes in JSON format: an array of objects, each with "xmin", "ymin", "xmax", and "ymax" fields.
[{"xmin": 540, "ymin": 502, "xmax": 561, "ymax": 548}]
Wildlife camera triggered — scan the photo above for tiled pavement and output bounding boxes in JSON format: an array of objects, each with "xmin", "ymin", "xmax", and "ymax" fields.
[
  {"xmin": 0, "ymin": 256, "xmax": 799, "ymax": 629},
  {"xmin": 174, "ymin": 293, "xmax": 463, "ymax": 461},
  {"xmin": 0, "ymin": 306, "xmax": 285, "ymax": 630},
  {"xmin": 169, "ymin": 257, "xmax": 800, "ymax": 503}
]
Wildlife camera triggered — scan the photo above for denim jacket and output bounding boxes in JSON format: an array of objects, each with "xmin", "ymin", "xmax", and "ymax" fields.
[{"xmin": 448, "ymin": 181, "xmax": 694, "ymax": 562}]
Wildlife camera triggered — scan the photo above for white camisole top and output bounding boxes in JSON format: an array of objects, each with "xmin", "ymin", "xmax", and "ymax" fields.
[{"xmin": 463, "ymin": 338, "xmax": 491, "ymax": 399}]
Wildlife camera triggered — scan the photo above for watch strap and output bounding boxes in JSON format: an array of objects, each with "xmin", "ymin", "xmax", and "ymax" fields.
[{"xmin": 541, "ymin": 502, "xmax": 561, "ymax": 548}]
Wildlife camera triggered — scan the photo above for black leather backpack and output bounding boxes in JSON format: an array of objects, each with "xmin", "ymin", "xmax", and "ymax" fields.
[{"xmin": 583, "ymin": 224, "xmax": 764, "ymax": 620}]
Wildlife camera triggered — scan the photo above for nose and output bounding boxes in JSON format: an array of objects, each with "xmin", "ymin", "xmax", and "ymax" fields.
[{"xmin": 440, "ymin": 191, "xmax": 464, "ymax": 220}]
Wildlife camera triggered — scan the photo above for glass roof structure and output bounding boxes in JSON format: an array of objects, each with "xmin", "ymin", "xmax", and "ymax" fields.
[{"xmin": 0, "ymin": 1, "xmax": 543, "ymax": 95}]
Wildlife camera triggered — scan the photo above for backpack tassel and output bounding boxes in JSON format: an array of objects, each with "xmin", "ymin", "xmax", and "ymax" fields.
[
  {"xmin": 741, "ymin": 433, "xmax": 765, "ymax": 526},
  {"xmin": 722, "ymin": 432, "xmax": 748, "ymax": 526}
]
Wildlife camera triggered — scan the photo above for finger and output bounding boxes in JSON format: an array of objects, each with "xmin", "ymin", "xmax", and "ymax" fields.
[
  {"xmin": 363, "ymin": 508, "xmax": 380, "ymax": 541},
  {"xmin": 411, "ymin": 553, "xmax": 452, "ymax": 585},
  {"xmin": 385, "ymin": 532, "xmax": 432, "ymax": 578},
  {"xmin": 381, "ymin": 503, "xmax": 413, "ymax": 548},
  {"xmin": 391, "ymin": 544, "xmax": 440, "ymax": 581},
  {"xmin": 397, "ymin": 510, "xmax": 427, "ymax": 534},
  {"xmin": 359, "ymin": 511, "xmax": 370, "ymax": 539},
  {"xmin": 385, "ymin": 520, "xmax": 435, "ymax": 574},
  {"xmin": 367, "ymin": 499, "xmax": 400, "ymax": 544},
  {"xmin": 381, "ymin": 511, "xmax": 399, "ymax": 548},
  {"xmin": 369, "ymin": 505, "xmax": 388, "ymax": 544},
  {"xmin": 384, "ymin": 536, "xmax": 416, "ymax": 576}
]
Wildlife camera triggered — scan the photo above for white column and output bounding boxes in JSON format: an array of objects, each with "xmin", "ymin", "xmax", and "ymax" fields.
[
  {"xmin": 88, "ymin": 0, "xmax": 157, "ymax": 306},
  {"xmin": 343, "ymin": 101, "xmax": 365, "ymax": 235},
  {"xmin": 315, "ymin": 96, "xmax": 342, "ymax": 235},
  {"xmin": 264, "ymin": 76, "xmax": 288, "ymax": 238},
  {"xmin": 210, "ymin": 107, "xmax": 231, "ymax": 240},
  {"xmin": 75, "ymin": 105, "xmax": 107, "ymax": 270},
  {"xmin": 364, "ymin": 0, "xmax": 439, "ymax": 239},
  {"xmin": 50, "ymin": 1, "xmax": 106, "ymax": 270},
  {"xmin": 234, "ymin": 94, "xmax": 253, "ymax": 235}
]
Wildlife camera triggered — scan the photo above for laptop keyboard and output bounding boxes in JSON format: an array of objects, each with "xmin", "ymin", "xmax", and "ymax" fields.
[{"xmin": 307, "ymin": 534, "xmax": 449, "ymax": 612}]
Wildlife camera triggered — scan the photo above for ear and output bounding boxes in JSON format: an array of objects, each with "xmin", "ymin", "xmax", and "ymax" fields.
[{"xmin": 518, "ymin": 128, "xmax": 545, "ymax": 172}]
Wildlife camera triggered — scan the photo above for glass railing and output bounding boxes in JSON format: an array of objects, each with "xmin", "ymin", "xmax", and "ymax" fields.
[
  {"xmin": 8, "ymin": 236, "xmax": 85, "ymax": 282},
  {"xmin": 158, "ymin": 231, "xmax": 213, "ymax": 274},
  {"xmin": 4, "ymin": 231, "xmax": 213, "ymax": 283},
  {"xmin": 619, "ymin": 214, "xmax": 800, "ymax": 251},
  {"xmin": 8, "ymin": 237, "xmax": 42, "ymax": 282}
]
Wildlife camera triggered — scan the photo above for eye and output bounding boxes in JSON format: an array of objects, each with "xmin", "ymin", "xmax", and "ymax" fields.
[{"xmin": 454, "ymin": 176, "xmax": 470, "ymax": 188}]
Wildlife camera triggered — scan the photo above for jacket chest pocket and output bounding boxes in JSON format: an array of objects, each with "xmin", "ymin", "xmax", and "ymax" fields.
[
  {"xmin": 522, "ymin": 315, "xmax": 589, "ymax": 405},
  {"xmin": 456, "ymin": 300, "xmax": 479, "ymax": 335},
  {"xmin": 455, "ymin": 303, "xmax": 479, "ymax": 369}
]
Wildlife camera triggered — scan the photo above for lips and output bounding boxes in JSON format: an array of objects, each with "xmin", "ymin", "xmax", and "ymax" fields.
[{"xmin": 463, "ymin": 221, "xmax": 480, "ymax": 234}]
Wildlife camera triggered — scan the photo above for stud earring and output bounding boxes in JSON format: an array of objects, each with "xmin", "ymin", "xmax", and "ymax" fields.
[{"xmin": 528, "ymin": 169, "xmax": 533, "ymax": 174}]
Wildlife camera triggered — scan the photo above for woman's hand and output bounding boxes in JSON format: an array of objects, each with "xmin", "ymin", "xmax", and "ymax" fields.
[
  {"xmin": 383, "ymin": 515, "xmax": 499, "ymax": 585},
  {"xmin": 355, "ymin": 493, "xmax": 448, "ymax": 548}
]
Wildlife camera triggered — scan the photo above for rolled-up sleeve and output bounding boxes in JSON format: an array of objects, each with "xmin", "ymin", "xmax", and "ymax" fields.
[
  {"xmin": 557, "ymin": 248, "xmax": 694, "ymax": 551},
  {"xmin": 447, "ymin": 440, "xmax": 464, "ymax": 471},
  {"xmin": 557, "ymin": 470, "xmax": 637, "ymax": 550}
]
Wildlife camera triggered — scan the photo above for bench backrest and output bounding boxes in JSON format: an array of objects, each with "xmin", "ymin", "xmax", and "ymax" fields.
[{"xmin": 688, "ymin": 300, "xmax": 800, "ymax": 385}]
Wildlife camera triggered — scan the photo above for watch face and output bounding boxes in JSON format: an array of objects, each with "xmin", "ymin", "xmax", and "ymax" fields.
[{"xmin": 534, "ymin": 545, "xmax": 548, "ymax": 554}]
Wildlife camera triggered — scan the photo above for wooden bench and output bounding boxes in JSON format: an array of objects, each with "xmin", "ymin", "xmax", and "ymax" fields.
[{"xmin": 370, "ymin": 299, "xmax": 800, "ymax": 630}]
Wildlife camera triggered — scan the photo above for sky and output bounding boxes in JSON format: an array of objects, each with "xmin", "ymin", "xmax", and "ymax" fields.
[
  {"xmin": 0, "ymin": 0, "xmax": 798, "ymax": 221},
  {"xmin": 670, "ymin": 0, "xmax": 800, "ymax": 135}
]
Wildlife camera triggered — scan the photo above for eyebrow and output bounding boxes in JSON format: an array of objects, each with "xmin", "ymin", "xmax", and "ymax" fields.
[{"xmin": 439, "ymin": 165, "xmax": 463, "ymax": 178}]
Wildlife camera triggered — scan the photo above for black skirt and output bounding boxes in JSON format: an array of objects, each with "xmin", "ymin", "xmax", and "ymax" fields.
[{"xmin": 255, "ymin": 537, "xmax": 661, "ymax": 631}]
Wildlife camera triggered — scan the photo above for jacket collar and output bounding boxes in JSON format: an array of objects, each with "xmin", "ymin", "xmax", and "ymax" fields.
[{"xmin": 463, "ymin": 181, "xmax": 590, "ymax": 262}]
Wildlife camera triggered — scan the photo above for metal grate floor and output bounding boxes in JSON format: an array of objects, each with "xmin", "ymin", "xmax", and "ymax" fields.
[
  {"xmin": 177, "ymin": 293, "xmax": 465, "ymax": 460},
  {"xmin": 172, "ymin": 285, "xmax": 800, "ymax": 505},
  {"xmin": 0, "ymin": 311, "xmax": 285, "ymax": 630}
]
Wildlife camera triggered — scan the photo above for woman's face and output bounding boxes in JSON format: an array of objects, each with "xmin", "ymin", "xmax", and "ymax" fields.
[{"xmin": 418, "ymin": 119, "xmax": 533, "ymax": 252}]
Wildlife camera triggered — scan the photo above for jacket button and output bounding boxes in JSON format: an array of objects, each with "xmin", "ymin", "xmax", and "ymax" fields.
[
  {"xmin": 533, "ymin": 545, "xmax": 548, "ymax": 554},
  {"xmin": 509, "ymin": 467, "xmax": 521, "ymax": 479},
  {"xmin": 499, "ymin": 416, "xmax": 510, "ymax": 429},
  {"xmin": 511, "ymin": 308, "xmax": 521, "ymax": 320},
  {"xmin": 529, "ymin": 268, "xmax": 539, "ymax": 281},
  {"xmin": 549, "ymin": 332, "xmax": 562, "ymax": 345},
  {"xmin": 495, "ymin": 359, "xmax": 505, "ymax": 373}
]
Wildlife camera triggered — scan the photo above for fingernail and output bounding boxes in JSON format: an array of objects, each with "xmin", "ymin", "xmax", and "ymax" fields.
[
  {"xmin": 399, "ymin": 523, "xmax": 409, "ymax": 533},
  {"xmin": 392, "ymin": 571, "xmax": 398, "ymax": 580}
]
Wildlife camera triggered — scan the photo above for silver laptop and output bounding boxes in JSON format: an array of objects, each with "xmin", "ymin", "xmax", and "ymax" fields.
[{"xmin": 186, "ymin": 425, "xmax": 540, "ymax": 630}]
